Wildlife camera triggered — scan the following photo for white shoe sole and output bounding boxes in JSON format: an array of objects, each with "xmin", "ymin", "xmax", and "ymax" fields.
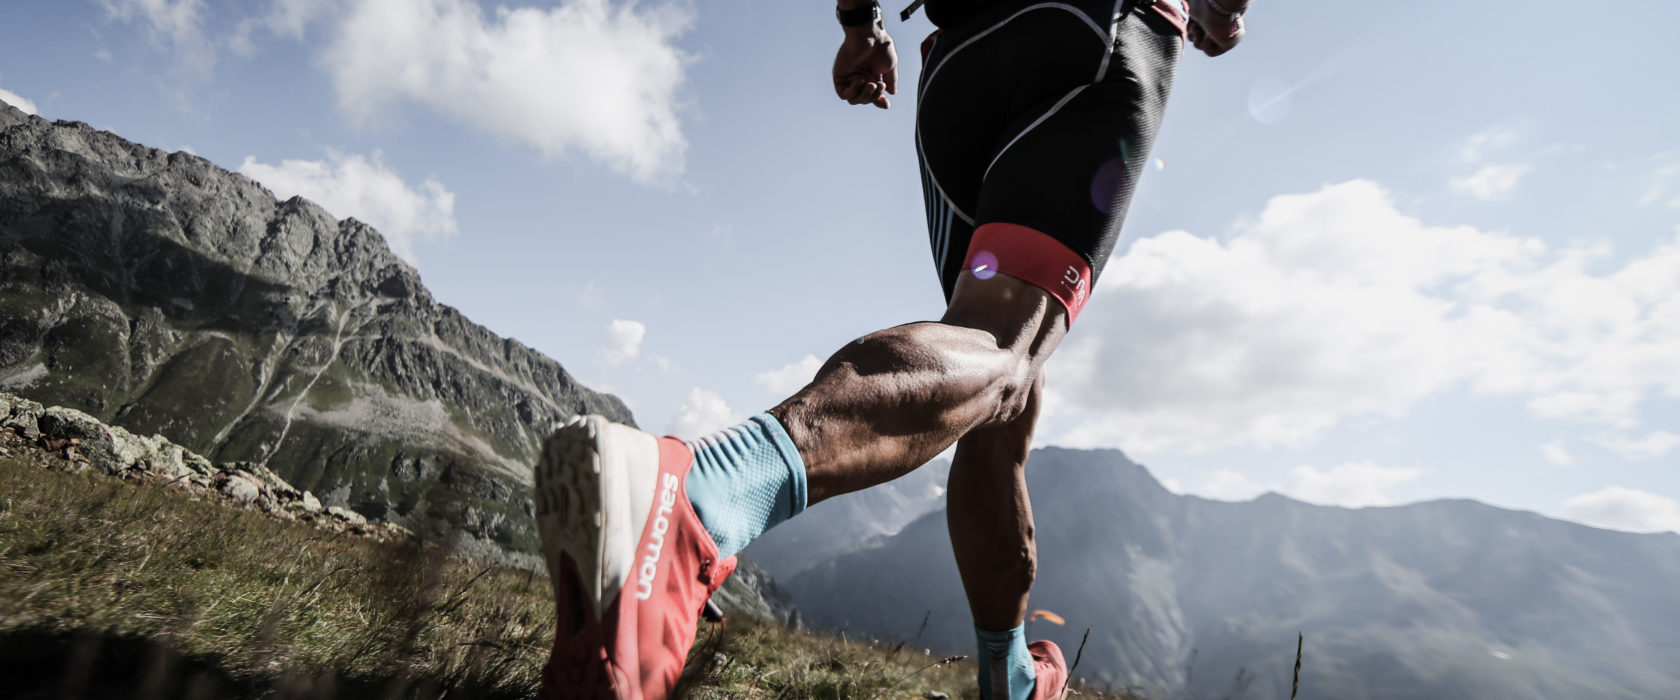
[{"xmin": 535, "ymin": 415, "xmax": 660, "ymax": 621}]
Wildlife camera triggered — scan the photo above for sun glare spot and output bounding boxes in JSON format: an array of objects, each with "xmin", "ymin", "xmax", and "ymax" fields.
[{"xmin": 971, "ymin": 250, "xmax": 998, "ymax": 280}]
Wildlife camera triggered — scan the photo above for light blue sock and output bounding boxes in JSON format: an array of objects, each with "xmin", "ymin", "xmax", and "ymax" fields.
[
  {"xmin": 976, "ymin": 623, "xmax": 1036, "ymax": 700},
  {"xmin": 684, "ymin": 413, "xmax": 808, "ymax": 559}
]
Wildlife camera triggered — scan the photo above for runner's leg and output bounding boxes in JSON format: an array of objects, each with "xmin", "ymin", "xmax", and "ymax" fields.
[
  {"xmin": 948, "ymin": 373, "xmax": 1045, "ymax": 697},
  {"xmin": 769, "ymin": 269, "xmax": 1066, "ymax": 505},
  {"xmin": 947, "ymin": 371, "xmax": 1043, "ymax": 630}
]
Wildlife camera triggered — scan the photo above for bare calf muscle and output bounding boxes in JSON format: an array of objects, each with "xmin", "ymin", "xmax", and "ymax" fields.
[{"xmin": 770, "ymin": 271, "xmax": 1065, "ymax": 505}]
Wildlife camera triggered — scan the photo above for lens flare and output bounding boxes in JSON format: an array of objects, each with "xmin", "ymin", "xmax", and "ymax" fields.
[
  {"xmin": 1089, "ymin": 155, "xmax": 1132, "ymax": 214},
  {"xmin": 1029, "ymin": 609, "xmax": 1066, "ymax": 625},
  {"xmin": 970, "ymin": 250, "xmax": 998, "ymax": 280},
  {"xmin": 1154, "ymin": 158, "xmax": 1166, "ymax": 171}
]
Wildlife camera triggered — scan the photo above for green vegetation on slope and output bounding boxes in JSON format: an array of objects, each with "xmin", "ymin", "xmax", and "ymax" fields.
[
  {"xmin": 0, "ymin": 443, "xmax": 1142, "ymax": 699},
  {"xmin": 0, "ymin": 446, "xmax": 549, "ymax": 698}
]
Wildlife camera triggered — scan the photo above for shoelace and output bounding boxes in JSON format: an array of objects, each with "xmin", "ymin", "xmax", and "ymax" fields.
[{"xmin": 693, "ymin": 615, "xmax": 727, "ymax": 666}]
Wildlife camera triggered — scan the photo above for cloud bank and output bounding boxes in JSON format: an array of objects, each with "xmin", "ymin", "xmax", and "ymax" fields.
[
  {"xmin": 1565, "ymin": 486, "xmax": 1680, "ymax": 534},
  {"xmin": 0, "ymin": 83, "xmax": 36, "ymax": 115},
  {"xmin": 1045, "ymin": 179, "xmax": 1680, "ymax": 455},
  {"xmin": 321, "ymin": 0, "xmax": 694, "ymax": 184},
  {"xmin": 1189, "ymin": 462, "xmax": 1423, "ymax": 509}
]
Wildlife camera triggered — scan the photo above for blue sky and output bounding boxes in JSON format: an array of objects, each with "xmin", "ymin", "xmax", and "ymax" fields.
[{"xmin": 3, "ymin": 0, "xmax": 1676, "ymax": 533}]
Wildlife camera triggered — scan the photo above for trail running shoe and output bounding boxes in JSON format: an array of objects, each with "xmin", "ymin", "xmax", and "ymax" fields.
[
  {"xmin": 535, "ymin": 415, "xmax": 737, "ymax": 700},
  {"xmin": 1030, "ymin": 640, "xmax": 1069, "ymax": 700}
]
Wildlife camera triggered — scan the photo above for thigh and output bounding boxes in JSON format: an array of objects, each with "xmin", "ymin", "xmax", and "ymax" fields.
[
  {"xmin": 916, "ymin": 1, "xmax": 1121, "ymax": 303},
  {"xmin": 916, "ymin": 0, "xmax": 1185, "ymax": 318},
  {"xmin": 973, "ymin": 0, "xmax": 1185, "ymax": 309}
]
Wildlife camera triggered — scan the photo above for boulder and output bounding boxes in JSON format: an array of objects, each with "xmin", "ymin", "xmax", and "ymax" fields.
[
  {"xmin": 218, "ymin": 471, "xmax": 264, "ymax": 505},
  {"xmin": 2, "ymin": 395, "xmax": 44, "ymax": 438},
  {"xmin": 328, "ymin": 505, "xmax": 368, "ymax": 527},
  {"xmin": 40, "ymin": 406, "xmax": 123, "ymax": 471},
  {"xmin": 286, "ymin": 491, "xmax": 324, "ymax": 515}
]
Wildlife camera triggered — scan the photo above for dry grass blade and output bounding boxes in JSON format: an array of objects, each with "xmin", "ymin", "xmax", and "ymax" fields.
[
  {"xmin": 870, "ymin": 655, "xmax": 968, "ymax": 698},
  {"xmin": 1064, "ymin": 625, "xmax": 1092, "ymax": 698},
  {"xmin": 1291, "ymin": 632, "xmax": 1303, "ymax": 700}
]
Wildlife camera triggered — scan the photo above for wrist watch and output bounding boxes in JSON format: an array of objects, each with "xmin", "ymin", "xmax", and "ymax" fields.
[
  {"xmin": 837, "ymin": 1, "xmax": 882, "ymax": 27},
  {"xmin": 1205, "ymin": 0, "xmax": 1243, "ymax": 23}
]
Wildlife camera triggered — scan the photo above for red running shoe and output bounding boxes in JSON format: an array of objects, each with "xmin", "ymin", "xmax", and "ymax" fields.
[
  {"xmin": 1029, "ymin": 640, "xmax": 1069, "ymax": 700},
  {"xmin": 535, "ymin": 415, "xmax": 736, "ymax": 700}
]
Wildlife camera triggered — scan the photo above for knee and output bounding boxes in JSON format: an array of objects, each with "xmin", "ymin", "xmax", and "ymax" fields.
[{"xmin": 989, "ymin": 368, "xmax": 1044, "ymax": 430}]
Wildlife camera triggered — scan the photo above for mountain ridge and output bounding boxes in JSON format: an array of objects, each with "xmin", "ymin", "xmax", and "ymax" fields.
[
  {"xmin": 0, "ymin": 96, "xmax": 630, "ymax": 558},
  {"xmin": 0, "ymin": 96, "xmax": 797, "ymax": 625},
  {"xmin": 765, "ymin": 446, "xmax": 1680, "ymax": 699}
]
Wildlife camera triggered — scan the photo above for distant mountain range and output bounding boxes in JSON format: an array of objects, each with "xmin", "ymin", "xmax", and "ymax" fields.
[
  {"xmin": 745, "ymin": 457, "xmax": 951, "ymax": 578},
  {"xmin": 754, "ymin": 447, "xmax": 1680, "ymax": 699},
  {"xmin": 0, "ymin": 98, "xmax": 796, "ymax": 624}
]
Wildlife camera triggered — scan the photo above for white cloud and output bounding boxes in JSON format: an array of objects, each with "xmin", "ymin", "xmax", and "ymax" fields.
[
  {"xmin": 1637, "ymin": 157, "xmax": 1680, "ymax": 208},
  {"xmin": 0, "ymin": 83, "xmax": 36, "ymax": 115},
  {"xmin": 1196, "ymin": 469, "xmax": 1265, "ymax": 502},
  {"xmin": 1591, "ymin": 430, "xmax": 1680, "ymax": 461},
  {"xmin": 238, "ymin": 149, "xmax": 457, "ymax": 264},
  {"xmin": 231, "ymin": 0, "xmax": 337, "ymax": 54},
  {"xmin": 1188, "ymin": 462, "xmax": 1423, "ymax": 508},
  {"xmin": 1458, "ymin": 126, "xmax": 1520, "ymax": 165},
  {"xmin": 261, "ymin": 0, "xmax": 334, "ymax": 39},
  {"xmin": 1280, "ymin": 462, "xmax": 1423, "ymax": 508},
  {"xmin": 1564, "ymin": 486, "xmax": 1680, "ymax": 534},
  {"xmin": 650, "ymin": 355, "xmax": 679, "ymax": 374},
  {"xmin": 756, "ymin": 354, "xmax": 824, "ymax": 396},
  {"xmin": 600, "ymin": 319, "xmax": 646, "ymax": 367},
  {"xmin": 321, "ymin": 0, "xmax": 694, "ymax": 184},
  {"xmin": 709, "ymin": 223, "xmax": 736, "ymax": 247},
  {"xmin": 1041, "ymin": 179, "xmax": 1680, "ymax": 454},
  {"xmin": 572, "ymin": 281, "xmax": 607, "ymax": 309},
  {"xmin": 1451, "ymin": 163, "xmax": 1532, "ymax": 201},
  {"xmin": 99, "ymin": 0, "xmax": 214, "ymax": 72},
  {"xmin": 1541, "ymin": 442, "xmax": 1573, "ymax": 466},
  {"xmin": 666, "ymin": 388, "xmax": 742, "ymax": 440}
]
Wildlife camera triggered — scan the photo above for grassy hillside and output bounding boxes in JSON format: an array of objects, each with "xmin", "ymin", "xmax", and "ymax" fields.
[{"xmin": 0, "ymin": 435, "xmax": 1142, "ymax": 699}]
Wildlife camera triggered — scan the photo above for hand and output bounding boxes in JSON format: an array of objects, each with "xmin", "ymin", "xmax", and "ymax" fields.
[
  {"xmin": 833, "ymin": 23, "xmax": 898, "ymax": 109},
  {"xmin": 1186, "ymin": 0, "xmax": 1246, "ymax": 58}
]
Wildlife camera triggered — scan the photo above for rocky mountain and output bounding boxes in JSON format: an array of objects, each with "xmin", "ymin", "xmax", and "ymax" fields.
[
  {"xmin": 779, "ymin": 447, "xmax": 1680, "ymax": 700},
  {"xmin": 0, "ymin": 98, "xmax": 796, "ymax": 624}
]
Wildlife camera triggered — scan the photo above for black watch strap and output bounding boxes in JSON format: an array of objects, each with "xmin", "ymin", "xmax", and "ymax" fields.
[{"xmin": 837, "ymin": 1, "xmax": 882, "ymax": 27}]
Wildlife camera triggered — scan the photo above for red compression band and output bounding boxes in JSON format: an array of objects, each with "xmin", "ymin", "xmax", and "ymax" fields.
[{"xmin": 963, "ymin": 223, "xmax": 1093, "ymax": 324}]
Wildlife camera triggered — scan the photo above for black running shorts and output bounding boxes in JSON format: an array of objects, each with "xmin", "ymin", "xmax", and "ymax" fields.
[{"xmin": 916, "ymin": 0, "xmax": 1186, "ymax": 323}]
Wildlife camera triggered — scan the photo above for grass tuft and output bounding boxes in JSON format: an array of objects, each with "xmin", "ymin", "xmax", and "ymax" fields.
[{"xmin": 0, "ymin": 447, "xmax": 548, "ymax": 699}]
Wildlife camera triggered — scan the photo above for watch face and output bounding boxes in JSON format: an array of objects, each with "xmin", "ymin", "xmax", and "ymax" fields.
[{"xmin": 839, "ymin": 2, "xmax": 882, "ymax": 26}]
